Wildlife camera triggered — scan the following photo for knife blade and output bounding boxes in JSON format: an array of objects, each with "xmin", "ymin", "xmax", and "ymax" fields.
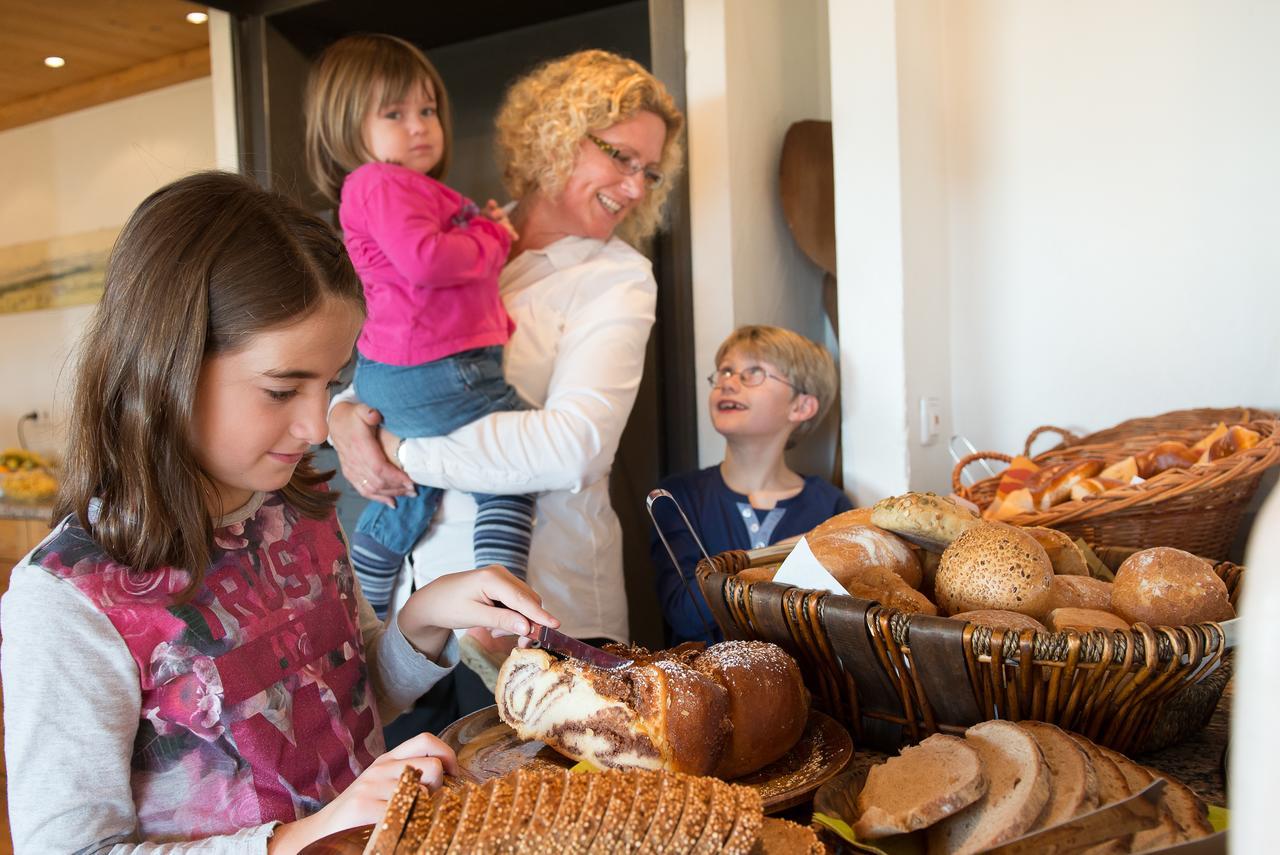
[
  {"xmin": 529, "ymin": 624, "xmax": 633, "ymax": 670},
  {"xmin": 985, "ymin": 778, "xmax": 1165, "ymax": 854}
]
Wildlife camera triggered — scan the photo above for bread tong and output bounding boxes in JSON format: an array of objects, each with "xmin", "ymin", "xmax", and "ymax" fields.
[{"xmin": 528, "ymin": 623, "xmax": 633, "ymax": 670}]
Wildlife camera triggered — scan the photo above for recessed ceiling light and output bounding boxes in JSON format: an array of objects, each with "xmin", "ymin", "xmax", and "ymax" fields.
[
  {"xmin": 186, "ymin": 11, "xmax": 209, "ymax": 24},
  {"xmin": 44, "ymin": 56, "xmax": 66, "ymax": 68}
]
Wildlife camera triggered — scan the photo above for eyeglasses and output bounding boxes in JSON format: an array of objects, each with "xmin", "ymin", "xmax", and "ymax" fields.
[
  {"xmin": 587, "ymin": 134, "xmax": 665, "ymax": 189},
  {"xmin": 706, "ymin": 366, "xmax": 803, "ymax": 393}
]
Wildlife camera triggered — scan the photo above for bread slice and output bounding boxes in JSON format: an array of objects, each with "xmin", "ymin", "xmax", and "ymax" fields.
[
  {"xmin": 1018, "ymin": 721, "xmax": 1099, "ymax": 830},
  {"xmin": 444, "ymin": 779, "xmax": 495, "ymax": 855},
  {"xmin": 393, "ymin": 784, "xmax": 434, "ymax": 855},
  {"xmin": 1157, "ymin": 775, "xmax": 1214, "ymax": 841},
  {"xmin": 749, "ymin": 817, "xmax": 824, "ymax": 855},
  {"xmin": 415, "ymin": 786, "xmax": 463, "ymax": 855},
  {"xmin": 471, "ymin": 775, "xmax": 516, "ymax": 854},
  {"xmin": 1068, "ymin": 734, "xmax": 1134, "ymax": 855},
  {"xmin": 365, "ymin": 765, "xmax": 423, "ymax": 855},
  {"xmin": 665, "ymin": 774, "xmax": 714, "ymax": 854},
  {"xmin": 635, "ymin": 770, "xmax": 691, "ymax": 855},
  {"xmin": 584, "ymin": 771, "xmax": 640, "ymax": 855},
  {"xmin": 722, "ymin": 784, "xmax": 766, "ymax": 855},
  {"xmin": 565, "ymin": 772, "xmax": 616, "ymax": 854},
  {"xmin": 513, "ymin": 770, "xmax": 570, "ymax": 855},
  {"xmin": 1094, "ymin": 745, "xmax": 1182, "ymax": 851},
  {"xmin": 853, "ymin": 733, "xmax": 987, "ymax": 838},
  {"xmin": 616, "ymin": 770, "xmax": 664, "ymax": 852},
  {"xmin": 690, "ymin": 777, "xmax": 741, "ymax": 854},
  {"xmin": 927, "ymin": 720, "xmax": 1052, "ymax": 855}
]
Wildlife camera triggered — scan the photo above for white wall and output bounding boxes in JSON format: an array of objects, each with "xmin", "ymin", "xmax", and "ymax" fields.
[
  {"xmin": 945, "ymin": 2, "xmax": 1280, "ymax": 466},
  {"xmin": 0, "ymin": 78, "xmax": 217, "ymax": 453},
  {"xmin": 685, "ymin": 0, "xmax": 835, "ymax": 475}
]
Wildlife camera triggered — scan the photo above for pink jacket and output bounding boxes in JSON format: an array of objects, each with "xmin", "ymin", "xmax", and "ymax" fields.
[{"xmin": 340, "ymin": 162, "xmax": 513, "ymax": 366}]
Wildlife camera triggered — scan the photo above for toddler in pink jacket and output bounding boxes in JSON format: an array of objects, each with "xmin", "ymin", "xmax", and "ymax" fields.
[{"xmin": 306, "ymin": 34, "xmax": 533, "ymax": 615}]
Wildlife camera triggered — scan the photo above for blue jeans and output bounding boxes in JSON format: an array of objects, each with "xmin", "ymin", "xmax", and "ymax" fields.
[{"xmin": 353, "ymin": 346, "xmax": 525, "ymax": 554}]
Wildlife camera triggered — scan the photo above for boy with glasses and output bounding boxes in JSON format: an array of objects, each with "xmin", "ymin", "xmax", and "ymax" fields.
[{"xmin": 648, "ymin": 325, "xmax": 852, "ymax": 645}]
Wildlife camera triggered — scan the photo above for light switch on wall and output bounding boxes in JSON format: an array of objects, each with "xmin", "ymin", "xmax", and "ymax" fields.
[{"xmin": 919, "ymin": 396, "xmax": 942, "ymax": 446}]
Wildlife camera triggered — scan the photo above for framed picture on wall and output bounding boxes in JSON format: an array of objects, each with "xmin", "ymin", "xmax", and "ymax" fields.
[{"xmin": 0, "ymin": 226, "xmax": 118, "ymax": 315}]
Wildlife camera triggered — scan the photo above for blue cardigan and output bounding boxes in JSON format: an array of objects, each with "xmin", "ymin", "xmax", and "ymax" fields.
[{"xmin": 648, "ymin": 466, "xmax": 852, "ymax": 645}]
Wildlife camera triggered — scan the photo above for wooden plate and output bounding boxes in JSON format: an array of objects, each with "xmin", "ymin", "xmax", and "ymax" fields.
[{"xmin": 438, "ymin": 705, "xmax": 853, "ymax": 813}]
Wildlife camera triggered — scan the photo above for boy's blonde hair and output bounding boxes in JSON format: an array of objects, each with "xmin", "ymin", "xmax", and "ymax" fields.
[
  {"xmin": 495, "ymin": 50, "xmax": 684, "ymax": 245},
  {"xmin": 715, "ymin": 325, "xmax": 838, "ymax": 440},
  {"xmin": 305, "ymin": 34, "xmax": 453, "ymax": 205}
]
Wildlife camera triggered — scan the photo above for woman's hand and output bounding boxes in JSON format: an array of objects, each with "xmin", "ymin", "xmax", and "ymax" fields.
[
  {"xmin": 396, "ymin": 565, "xmax": 559, "ymax": 660},
  {"xmin": 329, "ymin": 401, "xmax": 414, "ymax": 507},
  {"xmin": 267, "ymin": 733, "xmax": 457, "ymax": 854}
]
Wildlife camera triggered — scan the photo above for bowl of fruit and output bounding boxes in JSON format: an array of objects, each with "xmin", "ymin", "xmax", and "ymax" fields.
[{"xmin": 0, "ymin": 448, "xmax": 59, "ymax": 502}]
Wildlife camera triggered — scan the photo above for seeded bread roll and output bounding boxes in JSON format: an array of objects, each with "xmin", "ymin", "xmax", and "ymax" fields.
[
  {"xmin": 871, "ymin": 492, "xmax": 982, "ymax": 552},
  {"xmin": 1049, "ymin": 575, "xmax": 1114, "ymax": 613},
  {"xmin": 1111, "ymin": 547, "xmax": 1235, "ymax": 627},
  {"xmin": 1025, "ymin": 527, "xmax": 1089, "ymax": 576},
  {"xmin": 935, "ymin": 523, "xmax": 1054, "ymax": 618}
]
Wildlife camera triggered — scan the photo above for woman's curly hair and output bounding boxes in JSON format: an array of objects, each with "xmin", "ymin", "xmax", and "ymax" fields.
[{"xmin": 495, "ymin": 50, "xmax": 685, "ymax": 245}]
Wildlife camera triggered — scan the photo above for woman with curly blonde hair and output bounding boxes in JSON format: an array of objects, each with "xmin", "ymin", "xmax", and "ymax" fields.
[{"xmin": 330, "ymin": 49, "xmax": 684, "ymax": 710}]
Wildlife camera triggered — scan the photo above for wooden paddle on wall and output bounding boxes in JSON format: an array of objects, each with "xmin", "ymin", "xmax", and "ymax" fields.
[{"xmin": 779, "ymin": 120, "xmax": 842, "ymax": 486}]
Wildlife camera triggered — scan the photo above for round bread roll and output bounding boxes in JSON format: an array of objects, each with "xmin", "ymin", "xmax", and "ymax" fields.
[
  {"xmin": 1049, "ymin": 575, "xmax": 1113, "ymax": 613},
  {"xmin": 832, "ymin": 564, "xmax": 938, "ymax": 616},
  {"xmin": 1111, "ymin": 547, "xmax": 1235, "ymax": 627},
  {"xmin": 935, "ymin": 523, "xmax": 1054, "ymax": 617},
  {"xmin": 1025, "ymin": 527, "xmax": 1089, "ymax": 576},
  {"xmin": 951, "ymin": 610, "xmax": 1046, "ymax": 633},
  {"xmin": 807, "ymin": 507, "xmax": 876, "ymax": 540},
  {"xmin": 736, "ymin": 564, "xmax": 779, "ymax": 583},
  {"xmin": 808, "ymin": 525, "xmax": 923, "ymax": 589},
  {"xmin": 1046, "ymin": 607, "xmax": 1131, "ymax": 633}
]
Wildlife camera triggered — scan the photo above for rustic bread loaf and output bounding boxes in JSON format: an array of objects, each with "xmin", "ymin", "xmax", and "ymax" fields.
[
  {"xmin": 1111, "ymin": 547, "xmax": 1235, "ymax": 627},
  {"xmin": 496, "ymin": 641, "xmax": 809, "ymax": 779},
  {"xmin": 870, "ymin": 492, "xmax": 982, "ymax": 552},
  {"xmin": 807, "ymin": 524, "xmax": 924, "ymax": 589},
  {"xmin": 1017, "ymin": 721, "xmax": 1099, "ymax": 831},
  {"xmin": 1049, "ymin": 576, "xmax": 1114, "ymax": 613},
  {"xmin": 807, "ymin": 506, "xmax": 876, "ymax": 539},
  {"xmin": 1025, "ymin": 527, "xmax": 1089, "ymax": 576},
  {"xmin": 950, "ymin": 610, "xmax": 1046, "ymax": 633},
  {"xmin": 1045, "ymin": 607, "xmax": 1131, "ymax": 633},
  {"xmin": 926, "ymin": 720, "xmax": 1052, "ymax": 855},
  {"xmin": 935, "ymin": 523, "xmax": 1054, "ymax": 618},
  {"xmin": 853, "ymin": 733, "xmax": 987, "ymax": 839}
]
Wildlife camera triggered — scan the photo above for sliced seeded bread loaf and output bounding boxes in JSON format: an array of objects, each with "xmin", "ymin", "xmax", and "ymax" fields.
[{"xmin": 853, "ymin": 733, "xmax": 987, "ymax": 838}]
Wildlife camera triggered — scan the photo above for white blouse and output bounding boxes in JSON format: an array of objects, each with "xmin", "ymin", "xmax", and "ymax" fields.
[{"xmin": 371, "ymin": 235, "xmax": 657, "ymax": 642}]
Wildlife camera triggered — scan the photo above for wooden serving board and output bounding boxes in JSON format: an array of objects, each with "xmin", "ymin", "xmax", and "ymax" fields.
[{"xmin": 438, "ymin": 705, "xmax": 854, "ymax": 814}]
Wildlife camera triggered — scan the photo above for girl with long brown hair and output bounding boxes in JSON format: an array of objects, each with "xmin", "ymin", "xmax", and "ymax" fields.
[{"xmin": 0, "ymin": 170, "xmax": 555, "ymax": 853}]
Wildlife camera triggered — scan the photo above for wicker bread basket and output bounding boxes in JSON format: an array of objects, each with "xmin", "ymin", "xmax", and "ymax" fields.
[
  {"xmin": 952, "ymin": 407, "xmax": 1279, "ymax": 559},
  {"xmin": 696, "ymin": 544, "xmax": 1238, "ymax": 756}
]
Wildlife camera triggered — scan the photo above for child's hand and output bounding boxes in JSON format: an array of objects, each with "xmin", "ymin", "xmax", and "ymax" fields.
[
  {"xmin": 483, "ymin": 199, "xmax": 519, "ymax": 242},
  {"xmin": 397, "ymin": 565, "xmax": 558, "ymax": 659},
  {"xmin": 267, "ymin": 733, "xmax": 456, "ymax": 854}
]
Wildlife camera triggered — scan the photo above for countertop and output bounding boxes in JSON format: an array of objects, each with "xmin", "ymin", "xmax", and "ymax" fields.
[{"xmin": 0, "ymin": 498, "xmax": 54, "ymax": 521}]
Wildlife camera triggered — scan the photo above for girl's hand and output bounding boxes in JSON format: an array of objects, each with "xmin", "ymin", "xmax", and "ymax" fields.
[
  {"xmin": 267, "ymin": 733, "xmax": 457, "ymax": 854},
  {"xmin": 329, "ymin": 401, "xmax": 414, "ymax": 507},
  {"xmin": 397, "ymin": 565, "xmax": 559, "ymax": 659},
  {"xmin": 484, "ymin": 199, "xmax": 520, "ymax": 242}
]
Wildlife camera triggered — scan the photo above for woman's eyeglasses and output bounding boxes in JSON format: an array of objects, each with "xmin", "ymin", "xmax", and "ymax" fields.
[
  {"xmin": 587, "ymin": 134, "xmax": 665, "ymax": 189},
  {"xmin": 706, "ymin": 366, "xmax": 803, "ymax": 393}
]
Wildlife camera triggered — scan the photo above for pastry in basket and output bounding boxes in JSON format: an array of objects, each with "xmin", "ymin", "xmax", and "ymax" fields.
[
  {"xmin": 495, "ymin": 640, "xmax": 810, "ymax": 779},
  {"xmin": 1110, "ymin": 546, "xmax": 1235, "ymax": 626},
  {"xmin": 934, "ymin": 523, "xmax": 1054, "ymax": 618},
  {"xmin": 362, "ymin": 765, "xmax": 768, "ymax": 855}
]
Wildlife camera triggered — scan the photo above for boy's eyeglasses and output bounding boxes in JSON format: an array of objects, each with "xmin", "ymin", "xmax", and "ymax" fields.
[
  {"xmin": 707, "ymin": 366, "xmax": 803, "ymax": 393},
  {"xmin": 586, "ymin": 134, "xmax": 665, "ymax": 189}
]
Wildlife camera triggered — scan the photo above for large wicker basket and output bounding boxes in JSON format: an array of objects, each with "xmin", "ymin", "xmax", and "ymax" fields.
[
  {"xmin": 952, "ymin": 407, "xmax": 1279, "ymax": 559},
  {"xmin": 696, "ymin": 545, "xmax": 1238, "ymax": 756}
]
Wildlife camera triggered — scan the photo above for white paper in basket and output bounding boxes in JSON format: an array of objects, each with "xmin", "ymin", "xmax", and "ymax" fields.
[{"xmin": 772, "ymin": 535, "xmax": 845, "ymax": 596}]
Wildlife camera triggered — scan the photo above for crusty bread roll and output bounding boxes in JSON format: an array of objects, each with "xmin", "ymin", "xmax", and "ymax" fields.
[
  {"xmin": 808, "ymin": 525, "xmax": 923, "ymax": 589},
  {"xmin": 853, "ymin": 733, "xmax": 987, "ymax": 839},
  {"xmin": 1045, "ymin": 607, "xmax": 1131, "ymax": 633},
  {"xmin": 870, "ymin": 492, "xmax": 982, "ymax": 552},
  {"xmin": 1110, "ymin": 547, "xmax": 1235, "ymax": 627},
  {"xmin": 927, "ymin": 721, "xmax": 1052, "ymax": 855},
  {"xmin": 496, "ymin": 641, "xmax": 809, "ymax": 780},
  {"xmin": 951, "ymin": 610, "xmax": 1046, "ymax": 633},
  {"xmin": 807, "ymin": 506, "xmax": 875, "ymax": 539},
  {"xmin": 935, "ymin": 523, "xmax": 1054, "ymax": 618},
  {"xmin": 1049, "ymin": 575, "xmax": 1113, "ymax": 613},
  {"xmin": 736, "ymin": 564, "xmax": 779, "ymax": 583},
  {"xmin": 1025, "ymin": 527, "xmax": 1089, "ymax": 576}
]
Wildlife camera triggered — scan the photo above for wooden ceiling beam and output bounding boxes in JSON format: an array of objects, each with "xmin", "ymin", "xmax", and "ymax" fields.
[{"xmin": 0, "ymin": 46, "xmax": 210, "ymax": 133}]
